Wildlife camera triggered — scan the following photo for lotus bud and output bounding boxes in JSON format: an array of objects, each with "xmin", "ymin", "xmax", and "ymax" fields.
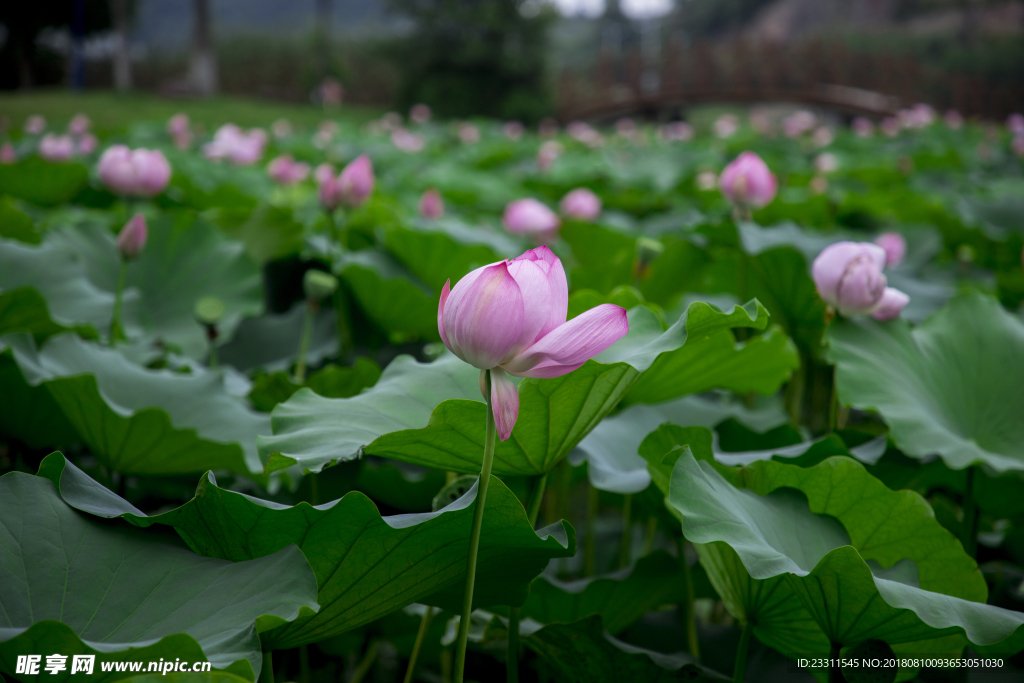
[
  {"xmin": 68, "ymin": 113, "xmax": 90, "ymax": 135},
  {"xmin": 874, "ymin": 232, "xmax": 907, "ymax": 268},
  {"xmin": 117, "ymin": 213, "xmax": 148, "ymax": 260},
  {"xmin": 635, "ymin": 236, "xmax": 664, "ymax": 278},
  {"xmin": 337, "ymin": 154, "xmax": 375, "ymax": 207},
  {"xmin": 77, "ymin": 133, "xmax": 98, "ymax": 155},
  {"xmin": 318, "ymin": 176, "xmax": 342, "ymax": 211},
  {"xmin": 438, "ymin": 246, "xmax": 628, "ymax": 439},
  {"xmin": 167, "ymin": 113, "xmax": 190, "ymax": 136},
  {"xmin": 503, "ymin": 121, "xmax": 525, "ymax": 141},
  {"xmin": 303, "ymin": 269, "xmax": 339, "ymax": 302},
  {"xmin": 944, "ymin": 110, "xmax": 964, "ymax": 130},
  {"xmin": 38, "ymin": 134, "xmax": 75, "ymax": 162},
  {"xmin": 314, "ymin": 162, "xmax": 335, "ymax": 185},
  {"xmin": 458, "ymin": 123, "xmax": 480, "ymax": 145},
  {"xmin": 24, "ymin": 115, "xmax": 46, "ymax": 135},
  {"xmin": 871, "ymin": 288, "xmax": 910, "ymax": 321},
  {"xmin": 410, "ymin": 104, "xmax": 432, "ymax": 124},
  {"xmin": 392, "ymin": 129, "xmax": 425, "ymax": 153},
  {"xmin": 0, "ymin": 142, "xmax": 15, "ymax": 164},
  {"xmin": 503, "ymin": 198, "xmax": 560, "ymax": 241},
  {"xmin": 852, "ymin": 117, "xmax": 874, "ymax": 138},
  {"xmin": 714, "ymin": 114, "xmax": 738, "ymax": 138},
  {"xmin": 1008, "ymin": 113, "xmax": 1024, "ymax": 136},
  {"xmin": 696, "ymin": 170, "xmax": 718, "ymax": 191},
  {"xmin": 719, "ymin": 152, "xmax": 777, "ymax": 210},
  {"xmin": 419, "ymin": 188, "xmax": 445, "ymax": 219},
  {"xmin": 267, "ymin": 155, "xmax": 310, "ymax": 185},
  {"xmin": 812, "ymin": 241, "xmax": 909, "ymax": 317},
  {"xmin": 814, "ymin": 153, "xmax": 838, "ymax": 174},
  {"xmin": 881, "ymin": 117, "xmax": 900, "ymax": 137},
  {"xmin": 559, "ymin": 188, "xmax": 601, "ymax": 222}
]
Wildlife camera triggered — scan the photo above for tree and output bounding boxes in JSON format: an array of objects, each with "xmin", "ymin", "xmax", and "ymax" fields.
[
  {"xmin": 189, "ymin": 0, "xmax": 218, "ymax": 96},
  {"xmin": 385, "ymin": 0, "xmax": 556, "ymax": 122}
]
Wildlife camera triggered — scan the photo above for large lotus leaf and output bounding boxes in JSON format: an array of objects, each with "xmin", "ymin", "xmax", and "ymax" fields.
[
  {"xmin": 0, "ymin": 235, "xmax": 115, "ymax": 337},
  {"xmin": 518, "ymin": 551, "xmax": 688, "ymax": 635},
  {"xmin": 560, "ymin": 222, "xmax": 637, "ymax": 295},
  {"xmin": 828, "ymin": 291, "xmax": 1024, "ymax": 473},
  {"xmin": 620, "ymin": 325, "xmax": 798, "ymax": 406},
  {"xmin": 259, "ymin": 300, "xmax": 769, "ymax": 476},
  {"xmin": 667, "ymin": 452, "xmax": 1024, "ymax": 657},
  {"xmin": 47, "ymin": 215, "xmax": 264, "ymax": 358},
  {"xmin": 0, "ymin": 197, "xmax": 40, "ymax": 244},
  {"xmin": 0, "ymin": 472, "xmax": 318, "ymax": 682},
  {"xmin": 0, "ymin": 158, "xmax": 89, "ymax": 206},
  {"xmin": 336, "ymin": 249, "xmax": 439, "ymax": 343},
  {"xmin": 495, "ymin": 616, "xmax": 728, "ymax": 682},
  {"xmin": 212, "ymin": 203, "xmax": 305, "ymax": 265},
  {"xmin": 0, "ymin": 350, "xmax": 80, "ymax": 450},
  {"xmin": 383, "ymin": 221, "xmax": 520, "ymax": 293},
  {"xmin": 38, "ymin": 453, "xmax": 575, "ymax": 650},
  {"xmin": 218, "ymin": 302, "xmax": 336, "ymax": 374},
  {"xmin": 0, "ymin": 333, "xmax": 268, "ymax": 476}
]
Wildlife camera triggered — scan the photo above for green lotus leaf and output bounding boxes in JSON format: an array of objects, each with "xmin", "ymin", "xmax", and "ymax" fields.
[
  {"xmin": 218, "ymin": 302, "xmax": 336, "ymax": 374},
  {"xmin": 0, "ymin": 471, "xmax": 319, "ymax": 682},
  {"xmin": 518, "ymin": 551, "xmax": 688, "ymax": 635},
  {"xmin": 0, "ymin": 197, "xmax": 40, "ymax": 244},
  {"xmin": 0, "ymin": 158, "xmax": 89, "ymax": 206},
  {"xmin": 0, "ymin": 333, "xmax": 268, "ymax": 476},
  {"xmin": 494, "ymin": 616, "xmax": 728, "ymax": 682},
  {"xmin": 259, "ymin": 300, "xmax": 769, "ymax": 476},
  {"xmin": 48, "ymin": 215, "xmax": 264, "ymax": 358},
  {"xmin": 828, "ymin": 291, "xmax": 1024, "ymax": 473},
  {"xmin": 38, "ymin": 453, "xmax": 575, "ymax": 650},
  {"xmin": 337, "ymin": 250, "xmax": 439, "ymax": 344},
  {"xmin": 212, "ymin": 203, "xmax": 305, "ymax": 265},
  {"xmin": 666, "ymin": 451, "xmax": 1024, "ymax": 659}
]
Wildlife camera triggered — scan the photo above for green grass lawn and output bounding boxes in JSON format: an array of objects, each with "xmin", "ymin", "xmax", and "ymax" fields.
[{"xmin": 0, "ymin": 89, "xmax": 382, "ymax": 136}]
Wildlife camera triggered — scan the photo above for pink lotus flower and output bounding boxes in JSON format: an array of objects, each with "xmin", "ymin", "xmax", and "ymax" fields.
[
  {"xmin": 267, "ymin": 154, "xmax": 311, "ymax": 185},
  {"xmin": 38, "ymin": 135, "xmax": 75, "ymax": 162},
  {"xmin": 696, "ymin": 170, "xmax": 718, "ymax": 191},
  {"xmin": 812, "ymin": 241, "xmax": 909, "ymax": 319},
  {"xmin": 503, "ymin": 121, "xmax": 525, "ymax": 141},
  {"xmin": 203, "ymin": 124, "xmax": 267, "ymax": 165},
  {"xmin": 410, "ymin": 104, "xmax": 432, "ymax": 124},
  {"xmin": 0, "ymin": 142, "xmax": 15, "ymax": 164},
  {"xmin": 167, "ymin": 113, "xmax": 190, "ymax": 136},
  {"xmin": 874, "ymin": 232, "xmax": 907, "ymax": 268},
  {"xmin": 438, "ymin": 246, "xmax": 629, "ymax": 439},
  {"xmin": 68, "ymin": 113, "xmax": 91, "ymax": 135},
  {"xmin": 24, "ymin": 115, "xmax": 46, "ymax": 135},
  {"xmin": 944, "ymin": 110, "xmax": 964, "ymax": 130},
  {"xmin": 1008, "ymin": 113, "xmax": 1024, "ymax": 136},
  {"xmin": 503, "ymin": 198, "xmax": 560, "ymax": 240},
  {"xmin": 314, "ymin": 162, "xmax": 335, "ymax": 185},
  {"xmin": 714, "ymin": 114, "xmax": 739, "ymax": 139},
  {"xmin": 271, "ymin": 119, "xmax": 292, "ymax": 139},
  {"xmin": 812, "ymin": 126, "xmax": 833, "ymax": 148},
  {"xmin": 560, "ymin": 188, "xmax": 601, "ymax": 221},
  {"xmin": 458, "ymin": 123, "xmax": 480, "ymax": 145},
  {"xmin": 814, "ymin": 152, "xmax": 838, "ymax": 174},
  {"xmin": 117, "ymin": 213, "xmax": 148, "ymax": 260},
  {"xmin": 98, "ymin": 145, "xmax": 172, "ymax": 197},
  {"xmin": 881, "ymin": 117, "xmax": 900, "ymax": 137},
  {"xmin": 419, "ymin": 188, "xmax": 444, "ymax": 219},
  {"xmin": 537, "ymin": 140, "xmax": 563, "ymax": 170},
  {"xmin": 337, "ymin": 154, "xmax": 375, "ymax": 207},
  {"xmin": 1013, "ymin": 135, "xmax": 1024, "ymax": 158},
  {"xmin": 392, "ymin": 128, "xmax": 425, "ymax": 153},
  {"xmin": 783, "ymin": 110, "xmax": 815, "ymax": 138},
  {"xmin": 719, "ymin": 152, "xmax": 777, "ymax": 210},
  {"xmin": 76, "ymin": 133, "xmax": 98, "ymax": 155},
  {"xmin": 659, "ymin": 121, "xmax": 693, "ymax": 142},
  {"xmin": 852, "ymin": 117, "xmax": 874, "ymax": 138}
]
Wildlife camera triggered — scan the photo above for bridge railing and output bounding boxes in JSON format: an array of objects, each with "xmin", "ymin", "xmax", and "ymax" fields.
[{"xmin": 556, "ymin": 38, "xmax": 1021, "ymax": 122}]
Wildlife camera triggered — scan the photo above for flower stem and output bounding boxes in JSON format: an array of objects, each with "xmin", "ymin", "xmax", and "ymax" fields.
[
  {"xmin": 109, "ymin": 258, "xmax": 127, "ymax": 346},
  {"xmin": 680, "ymin": 537, "xmax": 700, "ymax": 660},
  {"xmin": 403, "ymin": 607, "xmax": 435, "ymax": 683},
  {"xmin": 299, "ymin": 644, "xmax": 310, "ymax": 683},
  {"xmin": 525, "ymin": 471, "xmax": 548, "ymax": 528},
  {"xmin": 294, "ymin": 301, "xmax": 316, "ymax": 383},
  {"xmin": 453, "ymin": 370, "xmax": 497, "ymax": 683},
  {"xmin": 585, "ymin": 484, "xmax": 599, "ymax": 576},
  {"xmin": 259, "ymin": 651, "xmax": 273, "ymax": 683},
  {"xmin": 349, "ymin": 640, "xmax": 379, "ymax": 683},
  {"xmin": 733, "ymin": 622, "xmax": 752, "ymax": 683},
  {"xmin": 642, "ymin": 516, "xmax": 658, "ymax": 556},
  {"xmin": 507, "ymin": 606, "xmax": 520, "ymax": 683},
  {"xmin": 619, "ymin": 493, "xmax": 633, "ymax": 568},
  {"xmin": 962, "ymin": 466, "xmax": 978, "ymax": 558}
]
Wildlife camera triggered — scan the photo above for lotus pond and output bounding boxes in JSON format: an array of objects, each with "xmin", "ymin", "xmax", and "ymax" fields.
[{"xmin": 1, "ymin": 101, "xmax": 1024, "ymax": 683}]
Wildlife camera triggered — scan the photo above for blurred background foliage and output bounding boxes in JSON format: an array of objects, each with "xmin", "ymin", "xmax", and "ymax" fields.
[{"xmin": 1, "ymin": 0, "xmax": 1022, "ymax": 123}]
